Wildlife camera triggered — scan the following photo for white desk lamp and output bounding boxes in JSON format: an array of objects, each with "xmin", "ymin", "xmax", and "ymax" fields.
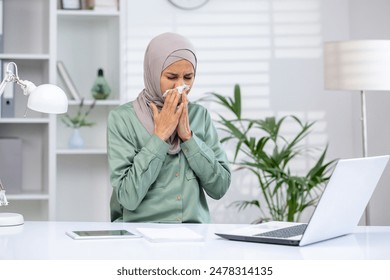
[
  {"xmin": 324, "ymin": 40, "xmax": 390, "ymax": 225},
  {"xmin": 0, "ymin": 61, "xmax": 68, "ymax": 227}
]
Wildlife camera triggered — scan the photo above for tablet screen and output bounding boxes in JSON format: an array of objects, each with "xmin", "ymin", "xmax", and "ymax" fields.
[{"xmin": 66, "ymin": 229, "xmax": 140, "ymax": 240}]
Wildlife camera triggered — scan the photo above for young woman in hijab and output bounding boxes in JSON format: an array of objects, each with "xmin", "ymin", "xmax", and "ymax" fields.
[{"xmin": 107, "ymin": 32, "xmax": 231, "ymax": 223}]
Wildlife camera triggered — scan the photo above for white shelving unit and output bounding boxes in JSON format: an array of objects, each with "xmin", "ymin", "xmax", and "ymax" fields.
[
  {"xmin": 54, "ymin": 1, "xmax": 123, "ymax": 222},
  {"xmin": 0, "ymin": 0, "xmax": 124, "ymax": 222}
]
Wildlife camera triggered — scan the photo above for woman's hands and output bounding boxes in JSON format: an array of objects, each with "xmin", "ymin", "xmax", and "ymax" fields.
[
  {"xmin": 151, "ymin": 88, "xmax": 192, "ymax": 142},
  {"xmin": 176, "ymin": 92, "xmax": 192, "ymax": 141}
]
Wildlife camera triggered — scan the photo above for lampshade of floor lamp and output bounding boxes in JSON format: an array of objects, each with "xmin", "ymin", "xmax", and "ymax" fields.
[{"xmin": 323, "ymin": 40, "xmax": 390, "ymax": 225}]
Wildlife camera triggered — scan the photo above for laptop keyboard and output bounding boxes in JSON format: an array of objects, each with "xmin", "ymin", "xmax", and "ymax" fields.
[{"xmin": 254, "ymin": 224, "xmax": 307, "ymax": 238}]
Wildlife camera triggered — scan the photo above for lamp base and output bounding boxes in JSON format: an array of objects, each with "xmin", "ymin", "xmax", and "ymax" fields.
[{"xmin": 0, "ymin": 213, "xmax": 24, "ymax": 227}]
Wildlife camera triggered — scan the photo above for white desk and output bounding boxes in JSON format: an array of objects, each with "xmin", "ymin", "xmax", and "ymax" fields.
[{"xmin": 1, "ymin": 222, "xmax": 390, "ymax": 260}]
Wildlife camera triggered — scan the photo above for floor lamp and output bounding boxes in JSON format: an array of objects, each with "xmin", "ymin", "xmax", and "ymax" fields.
[{"xmin": 323, "ymin": 40, "xmax": 390, "ymax": 225}]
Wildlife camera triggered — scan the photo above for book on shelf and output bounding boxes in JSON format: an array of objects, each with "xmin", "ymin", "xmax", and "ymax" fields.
[
  {"xmin": 57, "ymin": 61, "xmax": 81, "ymax": 101},
  {"xmin": 1, "ymin": 60, "xmax": 15, "ymax": 118}
]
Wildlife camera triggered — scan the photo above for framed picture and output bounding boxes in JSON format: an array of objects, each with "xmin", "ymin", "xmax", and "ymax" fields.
[{"xmin": 61, "ymin": 0, "xmax": 81, "ymax": 10}]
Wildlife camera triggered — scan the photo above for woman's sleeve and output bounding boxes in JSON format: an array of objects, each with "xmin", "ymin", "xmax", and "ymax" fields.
[
  {"xmin": 180, "ymin": 109, "xmax": 231, "ymax": 199},
  {"xmin": 107, "ymin": 110, "xmax": 169, "ymax": 211}
]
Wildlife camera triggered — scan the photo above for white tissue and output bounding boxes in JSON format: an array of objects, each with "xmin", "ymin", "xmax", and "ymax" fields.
[
  {"xmin": 176, "ymin": 84, "xmax": 190, "ymax": 94},
  {"xmin": 163, "ymin": 84, "xmax": 190, "ymax": 97}
]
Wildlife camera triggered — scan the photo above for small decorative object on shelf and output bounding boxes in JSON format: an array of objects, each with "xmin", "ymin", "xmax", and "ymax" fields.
[
  {"xmin": 61, "ymin": 98, "xmax": 96, "ymax": 148},
  {"xmin": 68, "ymin": 128, "xmax": 84, "ymax": 149},
  {"xmin": 61, "ymin": 0, "xmax": 82, "ymax": 10},
  {"xmin": 85, "ymin": 0, "xmax": 95, "ymax": 10},
  {"xmin": 91, "ymin": 68, "xmax": 111, "ymax": 100}
]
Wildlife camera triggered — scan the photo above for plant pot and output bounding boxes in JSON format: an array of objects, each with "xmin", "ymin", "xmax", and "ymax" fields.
[{"xmin": 68, "ymin": 128, "xmax": 84, "ymax": 149}]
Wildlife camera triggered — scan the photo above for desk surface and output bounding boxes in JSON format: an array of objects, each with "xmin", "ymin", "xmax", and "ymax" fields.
[{"xmin": 1, "ymin": 222, "xmax": 390, "ymax": 260}]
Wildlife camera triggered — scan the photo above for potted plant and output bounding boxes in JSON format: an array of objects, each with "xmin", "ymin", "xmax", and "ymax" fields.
[
  {"xmin": 61, "ymin": 98, "xmax": 96, "ymax": 148},
  {"xmin": 207, "ymin": 84, "xmax": 336, "ymax": 223}
]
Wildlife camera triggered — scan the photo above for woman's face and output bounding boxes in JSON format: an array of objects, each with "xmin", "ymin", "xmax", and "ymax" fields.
[{"xmin": 160, "ymin": 59, "xmax": 195, "ymax": 96}]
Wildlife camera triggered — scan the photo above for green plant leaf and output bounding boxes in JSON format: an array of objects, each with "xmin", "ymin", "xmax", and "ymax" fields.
[
  {"xmin": 229, "ymin": 200, "xmax": 261, "ymax": 211},
  {"xmin": 60, "ymin": 98, "xmax": 96, "ymax": 128},
  {"xmin": 233, "ymin": 84, "xmax": 241, "ymax": 119}
]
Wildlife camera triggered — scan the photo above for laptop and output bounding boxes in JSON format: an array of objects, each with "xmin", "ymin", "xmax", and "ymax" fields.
[{"xmin": 216, "ymin": 155, "xmax": 389, "ymax": 246}]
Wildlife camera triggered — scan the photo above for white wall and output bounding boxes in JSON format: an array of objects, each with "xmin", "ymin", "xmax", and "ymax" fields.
[{"xmin": 123, "ymin": 0, "xmax": 390, "ymax": 225}]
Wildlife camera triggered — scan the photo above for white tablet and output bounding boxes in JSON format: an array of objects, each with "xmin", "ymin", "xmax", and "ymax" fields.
[{"xmin": 66, "ymin": 229, "xmax": 141, "ymax": 240}]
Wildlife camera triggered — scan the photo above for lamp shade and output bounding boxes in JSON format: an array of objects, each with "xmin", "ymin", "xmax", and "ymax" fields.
[
  {"xmin": 324, "ymin": 40, "xmax": 390, "ymax": 91},
  {"xmin": 27, "ymin": 84, "xmax": 68, "ymax": 114}
]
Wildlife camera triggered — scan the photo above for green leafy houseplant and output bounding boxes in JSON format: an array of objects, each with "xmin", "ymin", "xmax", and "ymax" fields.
[
  {"xmin": 61, "ymin": 98, "xmax": 96, "ymax": 128},
  {"xmin": 208, "ymin": 84, "xmax": 336, "ymax": 223}
]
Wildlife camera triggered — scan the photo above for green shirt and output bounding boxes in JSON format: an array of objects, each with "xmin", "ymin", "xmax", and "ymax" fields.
[{"xmin": 107, "ymin": 102, "xmax": 231, "ymax": 223}]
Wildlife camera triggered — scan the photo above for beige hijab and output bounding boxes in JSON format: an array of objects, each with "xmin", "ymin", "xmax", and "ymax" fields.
[{"xmin": 133, "ymin": 32, "xmax": 197, "ymax": 154}]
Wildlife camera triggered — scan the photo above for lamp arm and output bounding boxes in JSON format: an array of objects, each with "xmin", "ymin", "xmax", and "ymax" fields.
[
  {"xmin": 0, "ymin": 70, "xmax": 15, "ymax": 97},
  {"xmin": 0, "ymin": 179, "xmax": 9, "ymax": 206},
  {"xmin": 0, "ymin": 62, "xmax": 37, "ymax": 98},
  {"xmin": 17, "ymin": 80, "xmax": 37, "ymax": 96}
]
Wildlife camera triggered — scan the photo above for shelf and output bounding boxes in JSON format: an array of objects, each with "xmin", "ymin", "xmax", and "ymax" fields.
[
  {"xmin": 0, "ymin": 53, "xmax": 50, "ymax": 60},
  {"xmin": 6, "ymin": 193, "xmax": 50, "ymax": 201},
  {"xmin": 56, "ymin": 148, "xmax": 107, "ymax": 155},
  {"xmin": 54, "ymin": 1, "xmax": 121, "ymax": 222},
  {"xmin": 67, "ymin": 99, "xmax": 121, "ymax": 106},
  {"xmin": 57, "ymin": 9, "xmax": 119, "ymax": 17},
  {"xmin": 0, "ymin": 118, "xmax": 50, "ymax": 124}
]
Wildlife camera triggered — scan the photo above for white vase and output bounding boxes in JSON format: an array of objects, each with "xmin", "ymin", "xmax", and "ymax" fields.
[{"xmin": 68, "ymin": 128, "xmax": 84, "ymax": 149}]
